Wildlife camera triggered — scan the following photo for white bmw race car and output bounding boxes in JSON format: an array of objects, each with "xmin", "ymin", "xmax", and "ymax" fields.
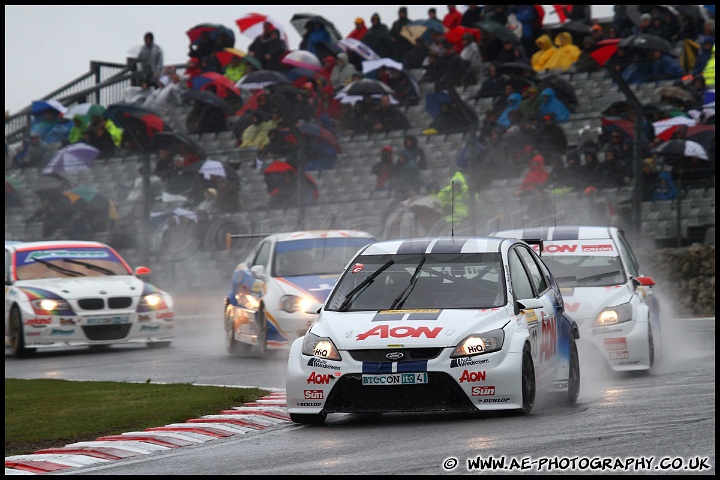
[
  {"xmin": 286, "ymin": 236, "xmax": 580, "ymax": 424},
  {"xmin": 224, "ymin": 230, "xmax": 376, "ymax": 357},
  {"xmin": 492, "ymin": 226, "xmax": 660, "ymax": 373},
  {"xmin": 5, "ymin": 240, "xmax": 175, "ymax": 357}
]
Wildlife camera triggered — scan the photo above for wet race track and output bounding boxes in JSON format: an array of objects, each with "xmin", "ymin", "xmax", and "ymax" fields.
[{"xmin": 5, "ymin": 303, "xmax": 715, "ymax": 475}]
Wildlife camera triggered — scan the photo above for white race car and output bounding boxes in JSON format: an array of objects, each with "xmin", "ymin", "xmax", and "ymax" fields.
[
  {"xmin": 286, "ymin": 236, "xmax": 580, "ymax": 424},
  {"xmin": 224, "ymin": 230, "xmax": 376, "ymax": 357},
  {"xmin": 492, "ymin": 226, "xmax": 660, "ymax": 373},
  {"xmin": 5, "ymin": 240, "xmax": 175, "ymax": 357}
]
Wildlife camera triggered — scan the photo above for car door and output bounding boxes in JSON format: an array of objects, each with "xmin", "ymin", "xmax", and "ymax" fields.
[{"xmin": 508, "ymin": 245, "xmax": 560, "ymax": 377}]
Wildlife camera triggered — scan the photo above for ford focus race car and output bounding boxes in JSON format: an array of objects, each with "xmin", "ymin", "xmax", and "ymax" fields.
[
  {"xmin": 492, "ymin": 226, "xmax": 660, "ymax": 373},
  {"xmin": 5, "ymin": 240, "xmax": 174, "ymax": 357},
  {"xmin": 286, "ymin": 236, "xmax": 580, "ymax": 424},
  {"xmin": 224, "ymin": 230, "xmax": 376, "ymax": 357}
]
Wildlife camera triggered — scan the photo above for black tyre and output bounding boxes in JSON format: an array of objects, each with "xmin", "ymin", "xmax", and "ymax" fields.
[
  {"xmin": 290, "ymin": 413, "xmax": 327, "ymax": 425},
  {"xmin": 255, "ymin": 309, "xmax": 268, "ymax": 358},
  {"xmin": 147, "ymin": 341, "xmax": 172, "ymax": 349},
  {"xmin": 519, "ymin": 345, "xmax": 536, "ymax": 414},
  {"xmin": 9, "ymin": 307, "xmax": 36, "ymax": 358},
  {"xmin": 647, "ymin": 322, "xmax": 655, "ymax": 369},
  {"xmin": 566, "ymin": 336, "xmax": 580, "ymax": 404},
  {"xmin": 224, "ymin": 303, "xmax": 251, "ymax": 356}
]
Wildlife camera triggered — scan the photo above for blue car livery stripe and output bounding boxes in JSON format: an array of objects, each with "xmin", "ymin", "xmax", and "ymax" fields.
[
  {"xmin": 361, "ymin": 360, "xmax": 429, "ymax": 374},
  {"xmin": 430, "ymin": 238, "xmax": 466, "ymax": 254},
  {"xmin": 397, "ymin": 238, "xmax": 433, "ymax": 254},
  {"xmin": 371, "ymin": 310, "xmax": 441, "ymax": 321}
]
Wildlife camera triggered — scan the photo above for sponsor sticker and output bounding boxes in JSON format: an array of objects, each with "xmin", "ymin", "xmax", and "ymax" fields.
[
  {"xmin": 362, "ymin": 372, "xmax": 428, "ymax": 385},
  {"xmin": 85, "ymin": 315, "xmax": 130, "ymax": 325}
]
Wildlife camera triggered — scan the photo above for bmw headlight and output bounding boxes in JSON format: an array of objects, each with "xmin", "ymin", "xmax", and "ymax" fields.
[
  {"xmin": 302, "ymin": 331, "xmax": 341, "ymax": 360},
  {"xmin": 450, "ymin": 329, "xmax": 504, "ymax": 358},
  {"xmin": 593, "ymin": 302, "xmax": 633, "ymax": 327},
  {"xmin": 30, "ymin": 298, "xmax": 72, "ymax": 314},
  {"xmin": 138, "ymin": 292, "xmax": 168, "ymax": 311},
  {"xmin": 280, "ymin": 295, "xmax": 314, "ymax": 314}
]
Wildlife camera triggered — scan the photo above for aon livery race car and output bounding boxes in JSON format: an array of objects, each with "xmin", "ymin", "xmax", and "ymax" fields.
[
  {"xmin": 492, "ymin": 226, "xmax": 660, "ymax": 373},
  {"xmin": 286, "ymin": 236, "xmax": 580, "ymax": 424},
  {"xmin": 5, "ymin": 240, "xmax": 174, "ymax": 357},
  {"xmin": 224, "ymin": 230, "xmax": 376, "ymax": 357}
]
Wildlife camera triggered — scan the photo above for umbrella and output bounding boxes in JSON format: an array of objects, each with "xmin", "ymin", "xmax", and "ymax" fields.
[
  {"xmin": 213, "ymin": 47, "xmax": 247, "ymax": 69},
  {"xmin": 295, "ymin": 121, "xmax": 341, "ymax": 153},
  {"xmin": 188, "ymin": 72, "xmax": 242, "ymax": 100},
  {"xmin": 62, "ymin": 185, "xmax": 119, "ymax": 226},
  {"xmin": 685, "ymin": 124, "xmax": 716, "ymax": 150},
  {"xmin": 406, "ymin": 18, "xmax": 446, "ymax": 43},
  {"xmin": 653, "ymin": 116, "xmax": 698, "ymax": 140},
  {"xmin": 626, "ymin": 5, "xmax": 679, "ymax": 27},
  {"xmin": 536, "ymin": 72, "xmax": 578, "ymax": 107},
  {"xmin": 589, "ymin": 38, "xmax": 621, "ymax": 67},
  {"xmin": 180, "ymin": 89, "xmax": 237, "ymax": 116},
  {"xmin": 154, "ymin": 132, "xmax": 205, "ymax": 160},
  {"xmin": 655, "ymin": 85, "xmax": 695, "ymax": 103},
  {"xmin": 30, "ymin": 99, "xmax": 66, "ymax": 116},
  {"xmin": 186, "ymin": 23, "xmax": 235, "ymax": 48},
  {"xmin": 361, "ymin": 58, "xmax": 403, "ymax": 75},
  {"xmin": 545, "ymin": 20, "xmax": 592, "ymax": 36},
  {"xmin": 425, "ymin": 91, "xmax": 453, "ymax": 119},
  {"xmin": 334, "ymin": 38, "xmax": 380, "ymax": 61},
  {"xmin": 235, "ymin": 13, "xmax": 289, "ymax": 46},
  {"xmin": 63, "ymin": 103, "xmax": 106, "ymax": 121},
  {"xmin": 399, "ymin": 24, "xmax": 429, "ymax": 46},
  {"xmin": 105, "ymin": 103, "xmax": 172, "ymax": 152},
  {"xmin": 671, "ymin": 5, "xmax": 710, "ymax": 21},
  {"xmin": 184, "ymin": 158, "xmax": 240, "ymax": 183},
  {"xmin": 618, "ymin": 33, "xmax": 675, "ymax": 56},
  {"xmin": 653, "ymin": 139, "xmax": 708, "ymax": 160},
  {"xmin": 281, "ymin": 50, "xmax": 322, "ymax": 72},
  {"xmin": 474, "ymin": 20, "xmax": 517, "ymax": 45},
  {"xmin": 495, "ymin": 61, "xmax": 536, "ymax": 76},
  {"xmin": 290, "ymin": 13, "xmax": 342, "ymax": 44},
  {"xmin": 236, "ymin": 70, "xmax": 291, "ymax": 90},
  {"xmin": 338, "ymin": 78, "xmax": 395, "ymax": 97},
  {"xmin": 334, "ymin": 92, "xmax": 399, "ymax": 106},
  {"xmin": 42, "ymin": 143, "xmax": 100, "ymax": 175},
  {"xmin": 444, "ymin": 26, "xmax": 481, "ymax": 52}
]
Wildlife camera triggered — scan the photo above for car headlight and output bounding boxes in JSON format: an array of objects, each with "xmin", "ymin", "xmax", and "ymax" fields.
[
  {"xmin": 302, "ymin": 331, "xmax": 342, "ymax": 360},
  {"xmin": 280, "ymin": 295, "xmax": 314, "ymax": 314},
  {"xmin": 593, "ymin": 302, "xmax": 633, "ymax": 327},
  {"xmin": 450, "ymin": 329, "xmax": 504, "ymax": 358},
  {"xmin": 138, "ymin": 293, "xmax": 168, "ymax": 312},
  {"xmin": 30, "ymin": 298, "xmax": 73, "ymax": 314}
]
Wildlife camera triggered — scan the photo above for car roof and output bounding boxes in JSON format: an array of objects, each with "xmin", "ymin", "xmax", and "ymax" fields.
[
  {"xmin": 360, "ymin": 237, "xmax": 510, "ymax": 256},
  {"xmin": 270, "ymin": 230, "xmax": 376, "ymax": 242},
  {"xmin": 5, "ymin": 240, "xmax": 109, "ymax": 253},
  {"xmin": 491, "ymin": 226, "xmax": 618, "ymax": 242}
]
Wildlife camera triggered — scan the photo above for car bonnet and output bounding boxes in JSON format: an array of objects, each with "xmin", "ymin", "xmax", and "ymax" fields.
[{"xmin": 13, "ymin": 275, "xmax": 147, "ymax": 300}]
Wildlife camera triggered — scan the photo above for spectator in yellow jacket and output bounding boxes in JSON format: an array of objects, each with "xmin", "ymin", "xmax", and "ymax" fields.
[
  {"xmin": 544, "ymin": 32, "xmax": 581, "ymax": 71},
  {"xmin": 702, "ymin": 44, "xmax": 715, "ymax": 88},
  {"xmin": 531, "ymin": 34, "xmax": 557, "ymax": 73}
]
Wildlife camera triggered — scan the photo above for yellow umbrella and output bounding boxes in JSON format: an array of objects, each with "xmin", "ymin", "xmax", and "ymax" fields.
[
  {"xmin": 400, "ymin": 24, "xmax": 428, "ymax": 46},
  {"xmin": 224, "ymin": 47, "xmax": 246, "ymax": 58}
]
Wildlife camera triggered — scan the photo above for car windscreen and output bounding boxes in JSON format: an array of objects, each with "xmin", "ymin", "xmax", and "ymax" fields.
[
  {"xmin": 272, "ymin": 237, "xmax": 374, "ymax": 277},
  {"xmin": 325, "ymin": 252, "xmax": 505, "ymax": 311},
  {"xmin": 13, "ymin": 246, "xmax": 132, "ymax": 281},
  {"xmin": 541, "ymin": 255, "xmax": 626, "ymax": 287}
]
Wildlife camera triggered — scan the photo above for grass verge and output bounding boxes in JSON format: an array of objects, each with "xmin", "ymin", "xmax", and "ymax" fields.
[{"xmin": 5, "ymin": 378, "xmax": 269, "ymax": 457}]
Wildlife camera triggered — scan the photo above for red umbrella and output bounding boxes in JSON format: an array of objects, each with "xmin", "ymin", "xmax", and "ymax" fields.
[
  {"xmin": 186, "ymin": 23, "xmax": 235, "ymax": 47},
  {"xmin": 189, "ymin": 72, "xmax": 241, "ymax": 100},
  {"xmin": 589, "ymin": 38, "xmax": 621, "ymax": 67},
  {"xmin": 235, "ymin": 13, "xmax": 289, "ymax": 46},
  {"xmin": 444, "ymin": 26, "xmax": 481, "ymax": 53}
]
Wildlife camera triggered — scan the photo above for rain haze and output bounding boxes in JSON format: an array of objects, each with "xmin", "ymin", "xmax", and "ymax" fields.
[{"xmin": 4, "ymin": 5, "xmax": 615, "ymax": 114}]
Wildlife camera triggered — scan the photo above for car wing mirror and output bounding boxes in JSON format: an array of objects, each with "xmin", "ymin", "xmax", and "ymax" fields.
[
  {"xmin": 134, "ymin": 266, "xmax": 152, "ymax": 277},
  {"xmin": 632, "ymin": 276, "xmax": 655, "ymax": 288},
  {"xmin": 517, "ymin": 297, "xmax": 544, "ymax": 311},
  {"xmin": 305, "ymin": 302, "xmax": 324, "ymax": 315},
  {"xmin": 250, "ymin": 264, "xmax": 266, "ymax": 279}
]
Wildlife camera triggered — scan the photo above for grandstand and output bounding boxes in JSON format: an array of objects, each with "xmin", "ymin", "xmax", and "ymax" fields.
[{"xmin": 5, "ymin": 60, "xmax": 715, "ymax": 292}]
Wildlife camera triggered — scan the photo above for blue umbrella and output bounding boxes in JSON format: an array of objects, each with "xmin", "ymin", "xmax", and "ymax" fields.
[{"xmin": 425, "ymin": 91, "xmax": 452, "ymax": 119}]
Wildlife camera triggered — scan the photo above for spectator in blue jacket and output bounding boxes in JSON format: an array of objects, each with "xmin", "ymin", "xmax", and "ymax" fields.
[
  {"xmin": 299, "ymin": 18, "xmax": 333, "ymax": 59},
  {"xmin": 652, "ymin": 171, "xmax": 677, "ymax": 201},
  {"xmin": 538, "ymin": 87, "xmax": 570, "ymax": 123},
  {"xmin": 621, "ymin": 49, "xmax": 684, "ymax": 85},
  {"xmin": 496, "ymin": 92, "xmax": 523, "ymax": 129}
]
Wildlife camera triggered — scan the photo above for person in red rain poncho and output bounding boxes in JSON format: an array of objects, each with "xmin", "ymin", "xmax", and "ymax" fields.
[{"xmin": 514, "ymin": 153, "xmax": 550, "ymax": 218}]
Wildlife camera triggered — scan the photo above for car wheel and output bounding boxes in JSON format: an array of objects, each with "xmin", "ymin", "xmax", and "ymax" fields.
[
  {"xmin": 566, "ymin": 336, "xmax": 580, "ymax": 404},
  {"xmin": 290, "ymin": 413, "xmax": 327, "ymax": 425},
  {"xmin": 9, "ymin": 306, "xmax": 36, "ymax": 358},
  {"xmin": 224, "ymin": 304, "xmax": 252, "ymax": 356},
  {"xmin": 147, "ymin": 341, "xmax": 172, "ymax": 349},
  {"xmin": 519, "ymin": 345, "xmax": 535, "ymax": 414},
  {"xmin": 255, "ymin": 309, "xmax": 268, "ymax": 358}
]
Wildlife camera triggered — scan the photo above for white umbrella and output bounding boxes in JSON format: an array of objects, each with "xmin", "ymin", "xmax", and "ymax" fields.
[
  {"xmin": 198, "ymin": 159, "xmax": 228, "ymax": 180},
  {"xmin": 652, "ymin": 139, "xmax": 708, "ymax": 161},
  {"xmin": 361, "ymin": 58, "xmax": 404, "ymax": 75},
  {"xmin": 335, "ymin": 38, "xmax": 380, "ymax": 61},
  {"xmin": 42, "ymin": 143, "xmax": 100, "ymax": 174},
  {"xmin": 652, "ymin": 116, "xmax": 697, "ymax": 138}
]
